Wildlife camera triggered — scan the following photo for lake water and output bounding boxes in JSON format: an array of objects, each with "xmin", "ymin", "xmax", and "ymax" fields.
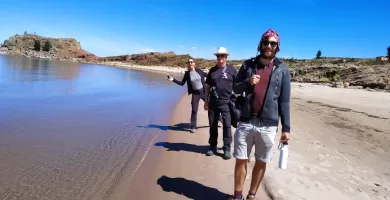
[{"xmin": 0, "ymin": 55, "xmax": 186, "ymax": 200}]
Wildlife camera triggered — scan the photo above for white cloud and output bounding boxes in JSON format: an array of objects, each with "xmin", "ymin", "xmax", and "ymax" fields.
[{"xmin": 191, "ymin": 46, "xmax": 197, "ymax": 50}]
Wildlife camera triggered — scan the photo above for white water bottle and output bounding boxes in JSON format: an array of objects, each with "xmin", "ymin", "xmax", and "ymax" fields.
[{"xmin": 278, "ymin": 142, "xmax": 288, "ymax": 169}]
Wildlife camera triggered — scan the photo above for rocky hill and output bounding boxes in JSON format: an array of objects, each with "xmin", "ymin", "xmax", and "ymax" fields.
[
  {"xmin": 97, "ymin": 53, "xmax": 390, "ymax": 90},
  {"xmin": 1, "ymin": 33, "xmax": 97, "ymax": 60},
  {"xmin": 97, "ymin": 51, "xmax": 244, "ymax": 69},
  {"xmin": 1, "ymin": 33, "xmax": 389, "ymax": 91},
  {"xmin": 285, "ymin": 58, "xmax": 390, "ymax": 90}
]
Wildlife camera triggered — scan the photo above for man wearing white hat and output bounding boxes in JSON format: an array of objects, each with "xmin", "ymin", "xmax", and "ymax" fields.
[{"xmin": 204, "ymin": 47, "xmax": 238, "ymax": 160}]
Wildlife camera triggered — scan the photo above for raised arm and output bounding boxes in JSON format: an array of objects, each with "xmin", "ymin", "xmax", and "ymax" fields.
[{"xmin": 172, "ymin": 73, "xmax": 188, "ymax": 86}]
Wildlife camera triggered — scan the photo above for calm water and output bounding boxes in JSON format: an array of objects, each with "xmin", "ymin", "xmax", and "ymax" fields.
[{"xmin": 0, "ymin": 55, "xmax": 185, "ymax": 200}]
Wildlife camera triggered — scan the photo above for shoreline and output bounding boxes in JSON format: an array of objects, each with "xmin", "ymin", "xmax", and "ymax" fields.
[
  {"xmin": 77, "ymin": 61, "xmax": 390, "ymax": 94},
  {"xmin": 120, "ymin": 93, "xmax": 272, "ymax": 199},
  {"xmin": 116, "ymin": 81, "xmax": 390, "ymax": 200},
  {"xmin": 1, "ymin": 54, "xmax": 389, "ymax": 93},
  {"xmin": 96, "ymin": 61, "xmax": 189, "ymax": 75},
  {"xmin": 2, "ymin": 53, "xmax": 389, "ymax": 199}
]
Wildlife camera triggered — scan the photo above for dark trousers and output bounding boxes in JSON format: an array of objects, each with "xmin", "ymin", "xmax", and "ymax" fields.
[
  {"xmin": 190, "ymin": 89, "xmax": 205, "ymax": 129},
  {"xmin": 208, "ymin": 98, "xmax": 232, "ymax": 152}
]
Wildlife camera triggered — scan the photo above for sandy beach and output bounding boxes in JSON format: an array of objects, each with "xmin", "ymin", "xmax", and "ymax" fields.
[
  {"xmin": 99, "ymin": 61, "xmax": 190, "ymax": 74},
  {"xmin": 118, "ymin": 92, "xmax": 272, "ymax": 200},
  {"xmin": 265, "ymin": 83, "xmax": 390, "ymax": 200},
  {"xmin": 113, "ymin": 79, "xmax": 390, "ymax": 199}
]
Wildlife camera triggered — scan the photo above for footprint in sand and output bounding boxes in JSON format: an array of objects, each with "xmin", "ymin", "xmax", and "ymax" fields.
[
  {"xmin": 347, "ymin": 178, "xmax": 360, "ymax": 186},
  {"xmin": 199, "ymin": 160, "xmax": 218, "ymax": 171},
  {"xmin": 291, "ymin": 177, "xmax": 311, "ymax": 190},
  {"xmin": 318, "ymin": 153, "xmax": 349, "ymax": 163},
  {"xmin": 319, "ymin": 160, "xmax": 333, "ymax": 167},
  {"xmin": 298, "ymin": 164, "xmax": 318, "ymax": 174},
  {"xmin": 309, "ymin": 140, "xmax": 323, "ymax": 150}
]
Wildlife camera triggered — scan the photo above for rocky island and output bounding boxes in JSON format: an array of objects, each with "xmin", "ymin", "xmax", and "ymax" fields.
[
  {"xmin": 1, "ymin": 33, "xmax": 97, "ymax": 61},
  {"xmin": 1, "ymin": 33, "xmax": 389, "ymax": 91}
]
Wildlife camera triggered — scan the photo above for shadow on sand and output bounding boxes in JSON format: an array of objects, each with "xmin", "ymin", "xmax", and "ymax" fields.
[
  {"xmin": 157, "ymin": 175, "xmax": 230, "ymax": 200},
  {"xmin": 137, "ymin": 123, "xmax": 213, "ymax": 132},
  {"xmin": 154, "ymin": 142, "xmax": 224, "ymax": 157}
]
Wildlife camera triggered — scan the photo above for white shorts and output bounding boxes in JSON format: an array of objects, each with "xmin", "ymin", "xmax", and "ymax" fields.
[{"xmin": 233, "ymin": 119, "xmax": 277, "ymax": 162}]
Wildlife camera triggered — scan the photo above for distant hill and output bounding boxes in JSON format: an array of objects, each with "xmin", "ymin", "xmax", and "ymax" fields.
[
  {"xmin": 2, "ymin": 33, "xmax": 97, "ymax": 60},
  {"xmin": 97, "ymin": 51, "xmax": 245, "ymax": 69},
  {"xmin": 1, "ymin": 33, "xmax": 389, "ymax": 90},
  {"xmin": 96, "ymin": 53, "xmax": 390, "ymax": 90}
]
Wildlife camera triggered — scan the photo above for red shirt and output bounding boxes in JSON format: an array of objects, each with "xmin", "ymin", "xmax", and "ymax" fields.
[{"xmin": 252, "ymin": 61, "xmax": 274, "ymax": 117}]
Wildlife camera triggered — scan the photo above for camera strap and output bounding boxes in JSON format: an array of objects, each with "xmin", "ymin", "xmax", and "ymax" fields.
[{"xmin": 215, "ymin": 66, "xmax": 227, "ymax": 86}]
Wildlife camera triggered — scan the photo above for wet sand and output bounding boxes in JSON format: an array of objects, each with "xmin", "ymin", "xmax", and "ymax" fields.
[
  {"xmin": 121, "ymin": 94, "xmax": 272, "ymax": 200},
  {"xmin": 123, "ymin": 82, "xmax": 390, "ymax": 200}
]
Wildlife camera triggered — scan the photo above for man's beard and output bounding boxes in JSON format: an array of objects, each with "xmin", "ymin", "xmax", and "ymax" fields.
[{"xmin": 259, "ymin": 48, "xmax": 276, "ymax": 59}]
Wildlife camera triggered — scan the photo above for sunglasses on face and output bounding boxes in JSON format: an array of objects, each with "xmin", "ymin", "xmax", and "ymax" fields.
[
  {"xmin": 262, "ymin": 41, "xmax": 278, "ymax": 47},
  {"xmin": 216, "ymin": 54, "xmax": 226, "ymax": 58},
  {"xmin": 188, "ymin": 61, "xmax": 194, "ymax": 63}
]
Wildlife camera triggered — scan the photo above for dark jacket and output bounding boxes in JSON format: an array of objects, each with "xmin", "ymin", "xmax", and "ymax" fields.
[
  {"xmin": 233, "ymin": 57, "xmax": 291, "ymax": 133},
  {"xmin": 173, "ymin": 67, "xmax": 208, "ymax": 95}
]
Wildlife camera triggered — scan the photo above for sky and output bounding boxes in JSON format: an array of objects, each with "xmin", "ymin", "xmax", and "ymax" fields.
[{"xmin": 0, "ymin": 0, "xmax": 389, "ymax": 60}]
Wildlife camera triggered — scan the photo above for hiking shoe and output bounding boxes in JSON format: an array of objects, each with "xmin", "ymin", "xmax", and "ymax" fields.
[
  {"xmin": 206, "ymin": 147, "xmax": 217, "ymax": 156},
  {"xmin": 246, "ymin": 195, "xmax": 257, "ymax": 200},
  {"xmin": 189, "ymin": 128, "xmax": 196, "ymax": 133},
  {"xmin": 223, "ymin": 150, "xmax": 232, "ymax": 160}
]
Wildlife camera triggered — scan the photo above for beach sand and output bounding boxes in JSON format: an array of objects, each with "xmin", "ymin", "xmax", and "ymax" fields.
[
  {"xmin": 112, "ymin": 93, "xmax": 272, "ymax": 200},
  {"xmin": 103, "ymin": 60, "xmax": 390, "ymax": 200},
  {"xmin": 100, "ymin": 61, "xmax": 189, "ymax": 74},
  {"xmin": 119, "ymin": 81, "xmax": 389, "ymax": 200},
  {"xmin": 264, "ymin": 83, "xmax": 390, "ymax": 200}
]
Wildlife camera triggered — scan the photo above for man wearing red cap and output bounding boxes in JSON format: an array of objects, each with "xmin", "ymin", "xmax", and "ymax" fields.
[{"xmin": 229, "ymin": 29, "xmax": 291, "ymax": 200}]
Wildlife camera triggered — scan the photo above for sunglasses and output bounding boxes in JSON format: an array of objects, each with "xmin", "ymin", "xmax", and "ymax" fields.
[
  {"xmin": 216, "ymin": 54, "xmax": 226, "ymax": 58},
  {"xmin": 262, "ymin": 41, "xmax": 278, "ymax": 47},
  {"xmin": 188, "ymin": 61, "xmax": 194, "ymax": 63}
]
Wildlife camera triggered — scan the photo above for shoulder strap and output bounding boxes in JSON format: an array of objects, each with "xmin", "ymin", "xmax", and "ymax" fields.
[
  {"xmin": 215, "ymin": 66, "xmax": 227, "ymax": 85},
  {"xmin": 251, "ymin": 59, "xmax": 257, "ymax": 76}
]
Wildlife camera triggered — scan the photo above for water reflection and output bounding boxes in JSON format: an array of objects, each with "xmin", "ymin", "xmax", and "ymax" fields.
[
  {"xmin": 1, "ymin": 55, "xmax": 81, "ymax": 82},
  {"xmin": 0, "ymin": 54, "xmax": 186, "ymax": 112},
  {"xmin": 0, "ymin": 55, "xmax": 186, "ymax": 199}
]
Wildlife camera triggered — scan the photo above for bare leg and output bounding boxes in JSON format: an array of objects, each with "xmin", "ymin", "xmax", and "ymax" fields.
[
  {"xmin": 249, "ymin": 160, "xmax": 266, "ymax": 194},
  {"xmin": 234, "ymin": 159, "xmax": 247, "ymax": 192}
]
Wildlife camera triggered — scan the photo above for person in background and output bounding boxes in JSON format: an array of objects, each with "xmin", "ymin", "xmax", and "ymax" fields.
[
  {"xmin": 204, "ymin": 47, "xmax": 238, "ymax": 160},
  {"xmin": 168, "ymin": 58, "xmax": 208, "ymax": 133},
  {"xmin": 228, "ymin": 29, "xmax": 291, "ymax": 200}
]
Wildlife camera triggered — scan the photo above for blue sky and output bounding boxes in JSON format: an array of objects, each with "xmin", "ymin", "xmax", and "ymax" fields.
[{"xmin": 0, "ymin": 0, "xmax": 389, "ymax": 60}]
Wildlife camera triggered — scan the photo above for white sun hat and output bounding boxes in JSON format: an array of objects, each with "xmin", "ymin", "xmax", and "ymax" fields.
[{"xmin": 213, "ymin": 47, "xmax": 230, "ymax": 56}]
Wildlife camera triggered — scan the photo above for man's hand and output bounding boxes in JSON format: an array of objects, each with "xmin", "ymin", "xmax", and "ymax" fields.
[
  {"xmin": 167, "ymin": 75, "xmax": 174, "ymax": 81},
  {"xmin": 249, "ymin": 75, "xmax": 260, "ymax": 85},
  {"xmin": 204, "ymin": 102, "xmax": 208, "ymax": 110},
  {"xmin": 280, "ymin": 132, "xmax": 290, "ymax": 143}
]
